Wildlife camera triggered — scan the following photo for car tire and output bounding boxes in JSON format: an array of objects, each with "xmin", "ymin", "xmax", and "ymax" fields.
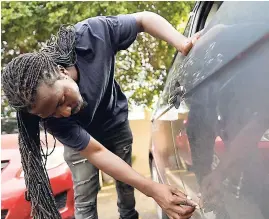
[{"xmin": 150, "ymin": 159, "xmax": 169, "ymax": 219}]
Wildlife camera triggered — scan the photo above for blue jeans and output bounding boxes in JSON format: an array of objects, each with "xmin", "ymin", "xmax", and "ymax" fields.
[{"xmin": 63, "ymin": 121, "xmax": 139, "ymax": 219}]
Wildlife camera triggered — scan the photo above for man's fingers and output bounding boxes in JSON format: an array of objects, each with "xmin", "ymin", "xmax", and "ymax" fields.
[
  {"xmin": 181, "ymin": 30, "xmax": 203, "ymax": 55},
  {"xmin": 195, "ymin": 31, "xmax": 202, "ymax": 38},
  {"xmin": 192, "ymin": 37, "xmax": 198, "ymax": 45},
  {"xmin": 174, "ymin": 205, "xmax": 195, "ymax": 215},
  {"xmin": 167, "ymin": 209, "xmax": 180, "ymax": 219},
  {"xmin": 182, "ymin": 40, "xmax": 192, "ymax": 56},
  {"xmin": 191, "ymin": 30, "xmax": 203, "ymax": 45},
  {"xmin": 179, "ymin": 210, "xmax": 194, "ymax": 219},
  {"xmin": 167, "ymin": 206, "xmax": 194, "ymax": 219},
  {"xmin": 191, "ymin": 32, "xmax": 201, "ymax": 45},
  {"xmin": 171, "ymin": 194, "xmax": 198, "ymax": 207},
  {"xmin": 170, "ymin": 187, "xmax": 198, "ymax": 207},
  {"xmin": 194, "ymin": 30, "xmax": 203, "ymax": 39},
  {"xmin": 170, "ymin": 187, "xmax": 186, "ymax": 197},
  {"xmin": 170, "ymin": 187, "xmax": 192, "ymax": 200}
]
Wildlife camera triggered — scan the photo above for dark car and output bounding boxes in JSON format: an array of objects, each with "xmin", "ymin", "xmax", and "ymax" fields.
[{"xmin": 149, "ymin": 1, "xmax": 269, "ymax": 219}]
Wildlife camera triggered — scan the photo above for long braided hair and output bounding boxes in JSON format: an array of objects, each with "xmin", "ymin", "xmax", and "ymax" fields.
[{"xmin": 2, "ymin": 25, "xmax": 76, "ymax": 218}]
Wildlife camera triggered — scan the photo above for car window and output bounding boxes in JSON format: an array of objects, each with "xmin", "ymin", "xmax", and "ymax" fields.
[
  {"xmin": 156, "ymin": 2, "xmax": 222, "ymax": 112},
  {"xmin": 167, "ymin": 1, "xmax": 269, "ymax": 103},
  {"xmin": 156, "ymin": 4, "xmax": 197, "ymax": 112},
  {"xmin": 204, "ymin": 2, "xmax": 223, "ymax": 28},
  {"xmin": 161, "ymin": 53, "xmax": 186, "ymax": 108}
]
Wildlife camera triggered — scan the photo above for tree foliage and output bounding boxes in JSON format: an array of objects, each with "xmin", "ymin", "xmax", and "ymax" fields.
[{"xmin": 1, "ymin": 1, "xmax": 194, "ymax": 118}]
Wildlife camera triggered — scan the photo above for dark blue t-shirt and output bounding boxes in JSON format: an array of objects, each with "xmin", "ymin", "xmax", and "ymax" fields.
[{"xmin": 44, "ymin": 15, "xmax": 138, "ymax": 151}]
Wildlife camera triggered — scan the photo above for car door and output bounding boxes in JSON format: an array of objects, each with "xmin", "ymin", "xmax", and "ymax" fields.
[
  {"xmin": 169, "ymin": 0, "xmax": 223, "ymax": 205},
  {"xmin": 150, "ymin": 2, "xmax": 201, "ymax": 188},
  {"xmin": 169, "ymin": 1, "xmax": 269, "ymax": 219},
  {"xmin": 151, "ymin": 0, "xmax": 220, "ymax": 195}
]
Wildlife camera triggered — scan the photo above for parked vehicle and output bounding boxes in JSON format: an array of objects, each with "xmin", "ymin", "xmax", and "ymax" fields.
[
  {"xmin": 149, "ymin": 1, "xmax": 269, "ymax": 219},
  {"xmin": 1, "ymin": 119, "xmax": 75, "ymax": 219}
]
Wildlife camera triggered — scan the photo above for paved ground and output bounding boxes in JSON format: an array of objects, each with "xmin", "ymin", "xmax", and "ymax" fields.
[{"xmin": 97, "ymin": 183, "xmax": 158, "ymax": 219}]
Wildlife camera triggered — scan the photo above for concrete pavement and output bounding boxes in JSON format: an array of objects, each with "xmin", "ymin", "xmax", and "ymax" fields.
[{"xmin": 97, "ymin": 184, "xmax": 158, "ymax": 219}]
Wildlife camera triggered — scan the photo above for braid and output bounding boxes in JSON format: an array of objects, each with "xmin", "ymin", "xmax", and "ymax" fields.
[
  {"xmin": 2, "ymin": 52, "xmax": 59, "ymax": 110},
  {"xmin": 1, "ymin": 25, "xmax": 76, "ymax": 218},
  {"xmin": 42, "ymin": 25, "xmax": 77, "ymax": 67},
  {"xmin": 17, "ymin": 111, "xmax": 61, "ymax": 218}
]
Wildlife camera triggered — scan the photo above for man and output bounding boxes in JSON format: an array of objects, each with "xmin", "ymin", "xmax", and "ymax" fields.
[{"xmin": 2, "ymin": 12, "xmax": 200, "ymax": 219}]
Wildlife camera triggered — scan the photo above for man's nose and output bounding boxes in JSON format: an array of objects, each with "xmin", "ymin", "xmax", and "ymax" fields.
[{"xmin": 58, "ymin": 106, "xmax": 72, "ymax": 117}]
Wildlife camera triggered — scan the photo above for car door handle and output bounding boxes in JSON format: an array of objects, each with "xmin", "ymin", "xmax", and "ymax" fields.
[
  {"xmin": 169, "ymin": 94, "xmax": 181, "ymax": 109},
  {"xmin": 169, "ymin": 83, "xmax": 186, "ymax": 109}
]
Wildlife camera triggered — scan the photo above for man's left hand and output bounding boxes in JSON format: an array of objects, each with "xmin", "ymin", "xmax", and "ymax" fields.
[{"xmin": 180, "ymin": 31, "xmax": 202, "ymax": 56}]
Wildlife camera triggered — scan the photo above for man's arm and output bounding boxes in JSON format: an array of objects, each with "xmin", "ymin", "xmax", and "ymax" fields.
[
  {"xmin": 80, "ymin": 138, "xmax": 152, "ymax": 195},
  {"xmin": 80, "ymin": 137, "xmax": 198, "ymax": 219},
  {"xmin": 132, "ymin": 11, "xmax": 200, "ymax": 56}
]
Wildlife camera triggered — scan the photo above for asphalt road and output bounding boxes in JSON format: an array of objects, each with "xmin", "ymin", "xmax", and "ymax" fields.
[{"xmin": 97, "ymin": 184, "xmax": 158, "ymax": 219}]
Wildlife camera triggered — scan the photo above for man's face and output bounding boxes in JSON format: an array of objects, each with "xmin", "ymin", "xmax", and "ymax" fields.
[{"xmin": 30, "ymin": 73, "xmax": 85, "ymax": 119}]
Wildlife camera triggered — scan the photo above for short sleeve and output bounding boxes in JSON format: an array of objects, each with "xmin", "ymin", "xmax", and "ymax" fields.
[
  {"xmin": 105, "ymin": 14, "xmax": 139, "ymax": 52},
  {"xmin": 75, "ymin": 14, "xmax": 138, "ymax": 54},
  {"xmin": 43, "ymin": 118, "xmax": 91, "ymax": 151}
]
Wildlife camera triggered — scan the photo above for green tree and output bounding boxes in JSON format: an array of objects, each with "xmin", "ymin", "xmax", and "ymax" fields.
[{"xmin": 1, "ymin": 1, "xmax": 194, "ymax": 118}]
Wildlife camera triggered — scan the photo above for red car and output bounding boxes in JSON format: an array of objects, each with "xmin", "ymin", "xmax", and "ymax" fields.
[{"xmin": 1, "ymin": 120, "xmax": 75, "ymax": 219}]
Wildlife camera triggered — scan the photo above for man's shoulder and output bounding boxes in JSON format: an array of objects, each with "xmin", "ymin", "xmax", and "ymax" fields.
[
  {"xmin": 74, "ymin": 16, "xmax": 112, "ymax": 48},
  {"xmin": 74, "ymin": 16, "xmax": 108, "ymax": 34},
  {"xmin": 74, "ymin": 14, "xmax": 135, "ymax": 36}
]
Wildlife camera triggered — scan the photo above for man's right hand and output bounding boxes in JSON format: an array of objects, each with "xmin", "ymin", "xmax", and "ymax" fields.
[
  {"xmin": 148, "ymin": 182, "xmax": 198, "ymax": 219},
  {"xmin": 80, "ymin": 138, "xmax": 198, "ymax": 218}
]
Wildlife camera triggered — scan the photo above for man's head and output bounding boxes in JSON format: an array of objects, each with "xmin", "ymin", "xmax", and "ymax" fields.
[
  {"xmin": 1, "ymin": 25, "xmax": 82, "ymax": 218},
  {"xmin": 2, "ymin": 52, "xmax": 84, "ymax": 118},
  {"xmin": 2, "ymin": 26, "xmax": 86, "ymax": 119}
]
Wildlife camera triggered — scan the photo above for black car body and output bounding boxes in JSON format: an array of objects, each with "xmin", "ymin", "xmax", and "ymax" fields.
[{"xmin": 150, "ymin": 1, "xmax": 269, "ymax": 219}]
